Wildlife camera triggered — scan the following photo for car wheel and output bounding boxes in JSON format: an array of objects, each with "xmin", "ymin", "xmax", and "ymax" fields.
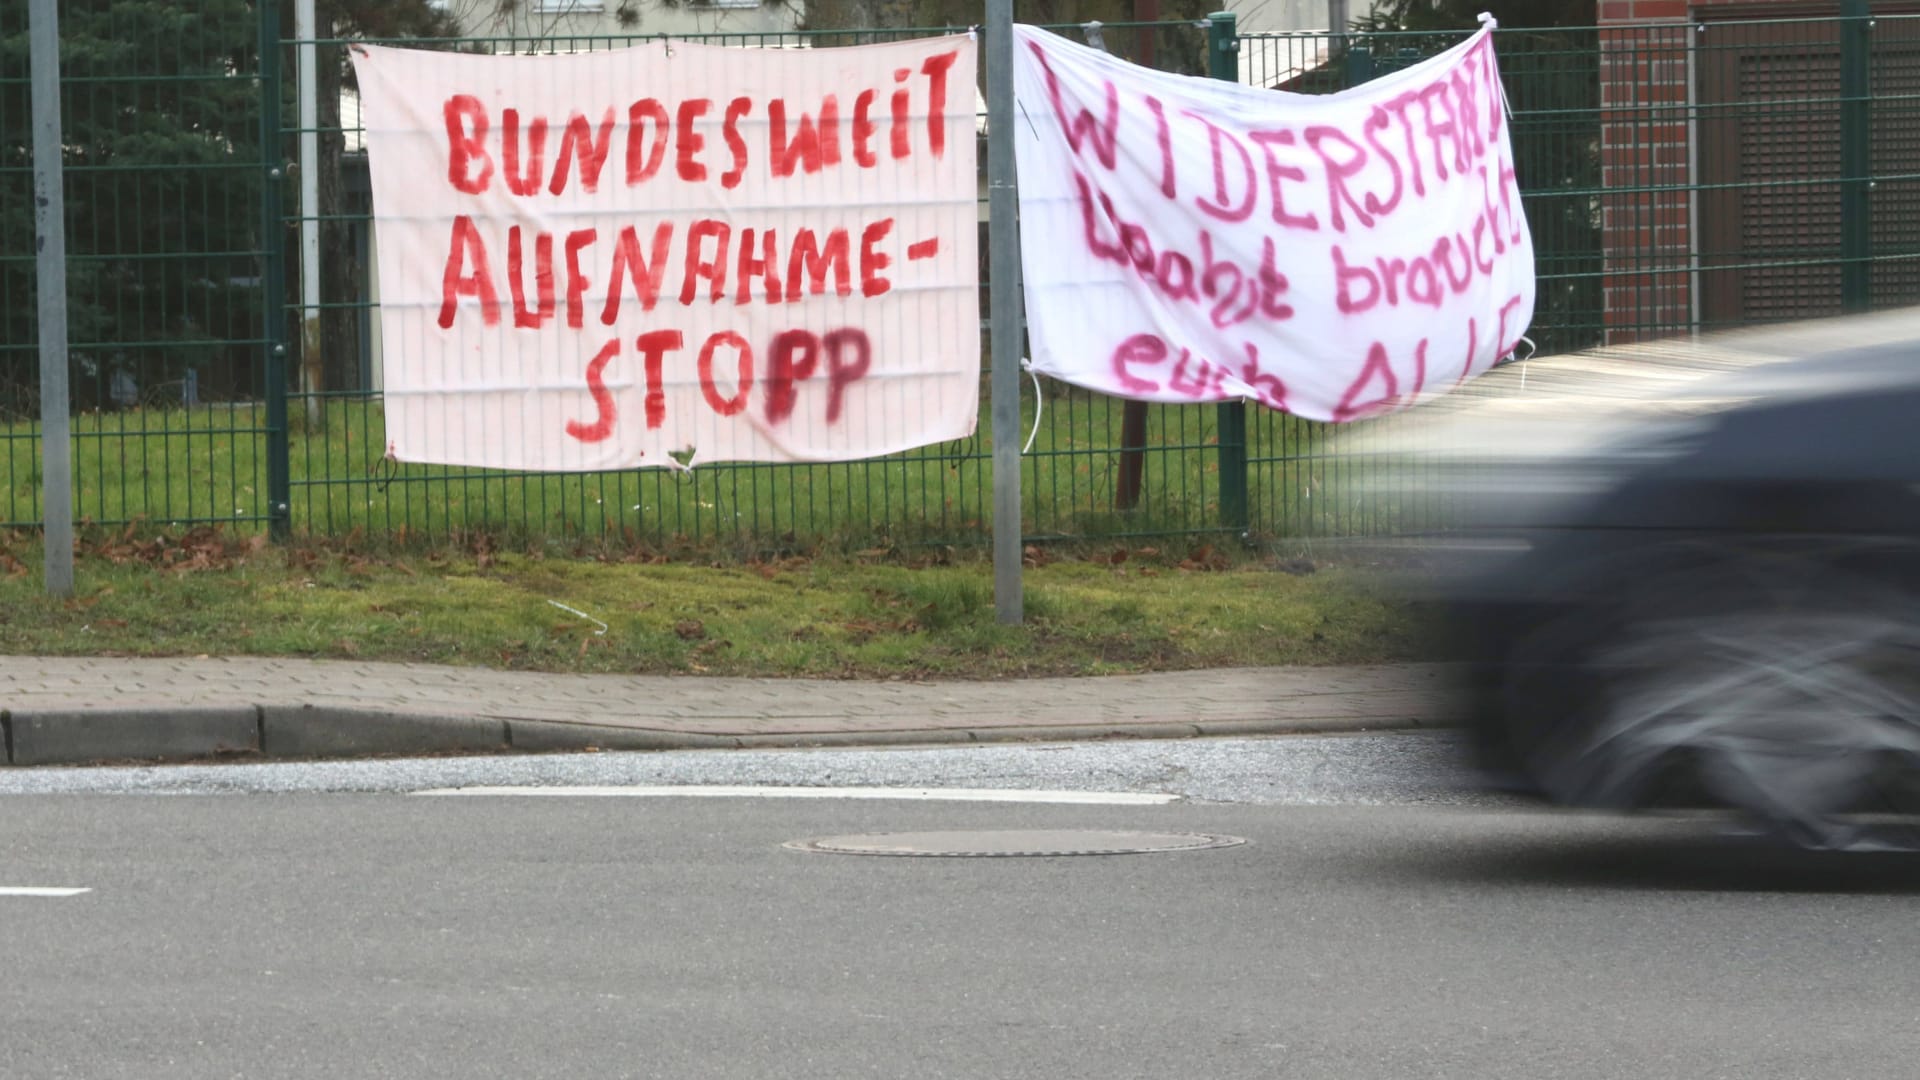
[{"xmin": 1500, "ymin": 536, "xmax": 1920, "ymax": 852}]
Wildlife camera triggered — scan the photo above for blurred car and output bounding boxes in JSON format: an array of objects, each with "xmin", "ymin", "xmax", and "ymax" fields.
[{"xmin": 1401, "ymin": 307, "xmax": 1920, "ymax": 852}]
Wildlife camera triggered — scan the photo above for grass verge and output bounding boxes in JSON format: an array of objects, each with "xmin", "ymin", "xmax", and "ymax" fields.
[{"xmin": 0, "ymin": 530, "xmax": 1439, "ymax": 678}]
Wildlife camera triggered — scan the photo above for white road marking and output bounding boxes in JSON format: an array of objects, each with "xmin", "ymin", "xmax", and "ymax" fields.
[
  {"xmin": 0, "ymin": 887, "xmax": 91, "ymax": 898},
  {"xmin": 412, "ymin": 785, "xmax": 1181, "ymax": 805}
]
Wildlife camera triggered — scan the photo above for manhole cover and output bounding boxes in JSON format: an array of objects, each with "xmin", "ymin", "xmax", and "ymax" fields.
[{"xmin": 783, "ymin": 830, "xmax": 1247, "ymax": 857}]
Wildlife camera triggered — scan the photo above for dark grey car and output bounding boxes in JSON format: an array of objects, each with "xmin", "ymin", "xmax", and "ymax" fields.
[{"xmin": 1413, "ymin": 307, "xmax": 1920, "ymax": 851}]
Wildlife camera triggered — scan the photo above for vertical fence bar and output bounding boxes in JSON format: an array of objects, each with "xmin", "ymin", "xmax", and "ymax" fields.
[
  {"xmin": 29, "ymin": 0, "xmax": 72, "ymax": 595},
  {"xmin": 1206, "ymin": 11, "xmax": 1248, "ymax": 535},
  {"xmin": 1840, "ymin": 0, "xmax": 1872, "ymax": 312},
  {"xmin": 259, "ymin": 1, "xmax": 291, "ymax": 539},
  {"xmin": 988, "ymin": 0, "xmax": 1025, "ymax": 623}
]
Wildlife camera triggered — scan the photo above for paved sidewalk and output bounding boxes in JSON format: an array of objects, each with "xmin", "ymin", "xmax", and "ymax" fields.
[{"xmin": 0, "ymin": 656, "xmax": 1462, "ymax": 766}]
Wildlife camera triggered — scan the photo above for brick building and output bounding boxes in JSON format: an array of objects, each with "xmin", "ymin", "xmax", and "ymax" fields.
[{"xmin": 1600, "ymin": 1, "xmax": 1920, "ymax": 343}]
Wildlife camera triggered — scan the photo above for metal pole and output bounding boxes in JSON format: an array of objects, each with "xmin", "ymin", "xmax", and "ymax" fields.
[
  {"xmin": 260, "ymin": 0, "xmax": 292, "ymax": 540},
  {"xmin": 29, "ymin": 0, "xmax": 73, "ymax": 596},
  {"xmin": 1839, "ymin": 0, "xmax": 1871, "ymax": 313},
  {"xmin": 297, "ymin": 0, "xmax": 323, "ymax": 420},
  {"xmin": 1208, "ymin": 11, "xmax": 1249, "ymax": 536},
  {"xmin": 1327, "ymin": 0, "xmax": 1349, "ymax": 34},
  {"xmin": 987, "ymin": 0, "xmax": 1025, "ymax": 624}
]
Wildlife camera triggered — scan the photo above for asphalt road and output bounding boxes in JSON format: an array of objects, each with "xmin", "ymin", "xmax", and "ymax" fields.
[{"xmin": 5, "ymin": 735, "xmax": 1920, "ymax": 1079}]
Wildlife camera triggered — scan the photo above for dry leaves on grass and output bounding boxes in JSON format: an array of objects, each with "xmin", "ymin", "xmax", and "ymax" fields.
[
  {"xmin": 903, "ymin": 546, "xmax": 957, "ymax": 569},
  {"xmin": 841, "ymin": 618, "xmax": 904, "ymax": 643},
  {"xmin": 83, "ymin": 525, "xmax": 268, "ymax": 573},
  {"xmin": 64, "ymin": 586, "xmax": 114, "ymax": 610},
  {"xmin": 1178, "ymin": 544, "xmax": 1231, "ymax": 572},
  {"xmin": 748, "ymin": 555, "xmax": 812, "ymax": 580}
]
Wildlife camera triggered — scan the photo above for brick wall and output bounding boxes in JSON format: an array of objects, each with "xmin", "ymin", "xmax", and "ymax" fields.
[{"xmin": 1596, "ymin": 0, "xmax": 1813, "ymax": 344}]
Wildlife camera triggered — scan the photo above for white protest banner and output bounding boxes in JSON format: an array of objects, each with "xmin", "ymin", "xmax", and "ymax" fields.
[
  {"xmin": 352, "ymin": 36, "xmax": 978, "ymax": 470},
  {"xmin": 1011, "ymin": 22, "xmax": 1535, "ymax": 421}
]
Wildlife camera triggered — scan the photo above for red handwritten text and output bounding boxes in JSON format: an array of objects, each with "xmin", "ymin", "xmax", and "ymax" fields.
[
  {"xmin": 438, "ymin": 216, "xmax": 903, "ymax": 331},
  {"xmin": 1039, "ymin": 34, "xmax": 1507, "ymax": 237},
  {"xmin": 440, "ymin": 48, "xmax": 960, "ymax": 198},
  {"xmin": 565, "ymin": 327, "xmax": 874, "ymax": 442}
]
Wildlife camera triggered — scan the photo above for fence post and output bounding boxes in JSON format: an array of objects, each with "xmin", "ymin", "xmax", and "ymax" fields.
[
  {"xmin": 1207, "ymin": 11, "xmax": 1249, "ymax": 536},
  {"xmin": 1839, "ymin": 0, "xmax": 1871, "ymax": 313},
  {"xmin": 987, "ymin": 0, "xmax": 1025, "ymax": 624},
  {"xmin": 259, "ymin": 1, "xmax": 292, "ymax": 540},
  {"xmin": 29, "ymin": 0, "xmax": 73, "ymax": 596}
]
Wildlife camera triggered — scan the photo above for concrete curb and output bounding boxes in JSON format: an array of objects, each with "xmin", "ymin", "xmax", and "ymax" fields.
[
  {"xmin": 1188, "ymin": 715, "xmax": 1443, "ymax": 738},
  {"xmin": 7, "ymin": 707, "xmax": 260, "ymax": 766},
  {"xmin": 504, "ymin": 719, "xmax": 741, "ymax": 753},
  {"xmin": 0, "ymin": 704, "xmax": 1448, "ymax": 766},
  {"xmin": 722, "ymin": 715, "xmax": 1441, "ymax": 750},
  {"xmin": 259, "ymin": 706, "xmax": 509, "ymax": 759}
]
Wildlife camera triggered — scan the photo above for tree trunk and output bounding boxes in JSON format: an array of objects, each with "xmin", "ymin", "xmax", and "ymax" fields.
[{"xmin": 317, "ymin": 54, "xmax": 358, "ymax": 396}]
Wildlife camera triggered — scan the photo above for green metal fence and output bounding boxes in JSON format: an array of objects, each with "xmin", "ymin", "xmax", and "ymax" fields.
[
  {"xmin": 2, "ymin": 0, "xmax": 275, "ymax": 534},
  {"xmin": 6, "ymin": 8, "xmax": 1918, "ymax": 550}
]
